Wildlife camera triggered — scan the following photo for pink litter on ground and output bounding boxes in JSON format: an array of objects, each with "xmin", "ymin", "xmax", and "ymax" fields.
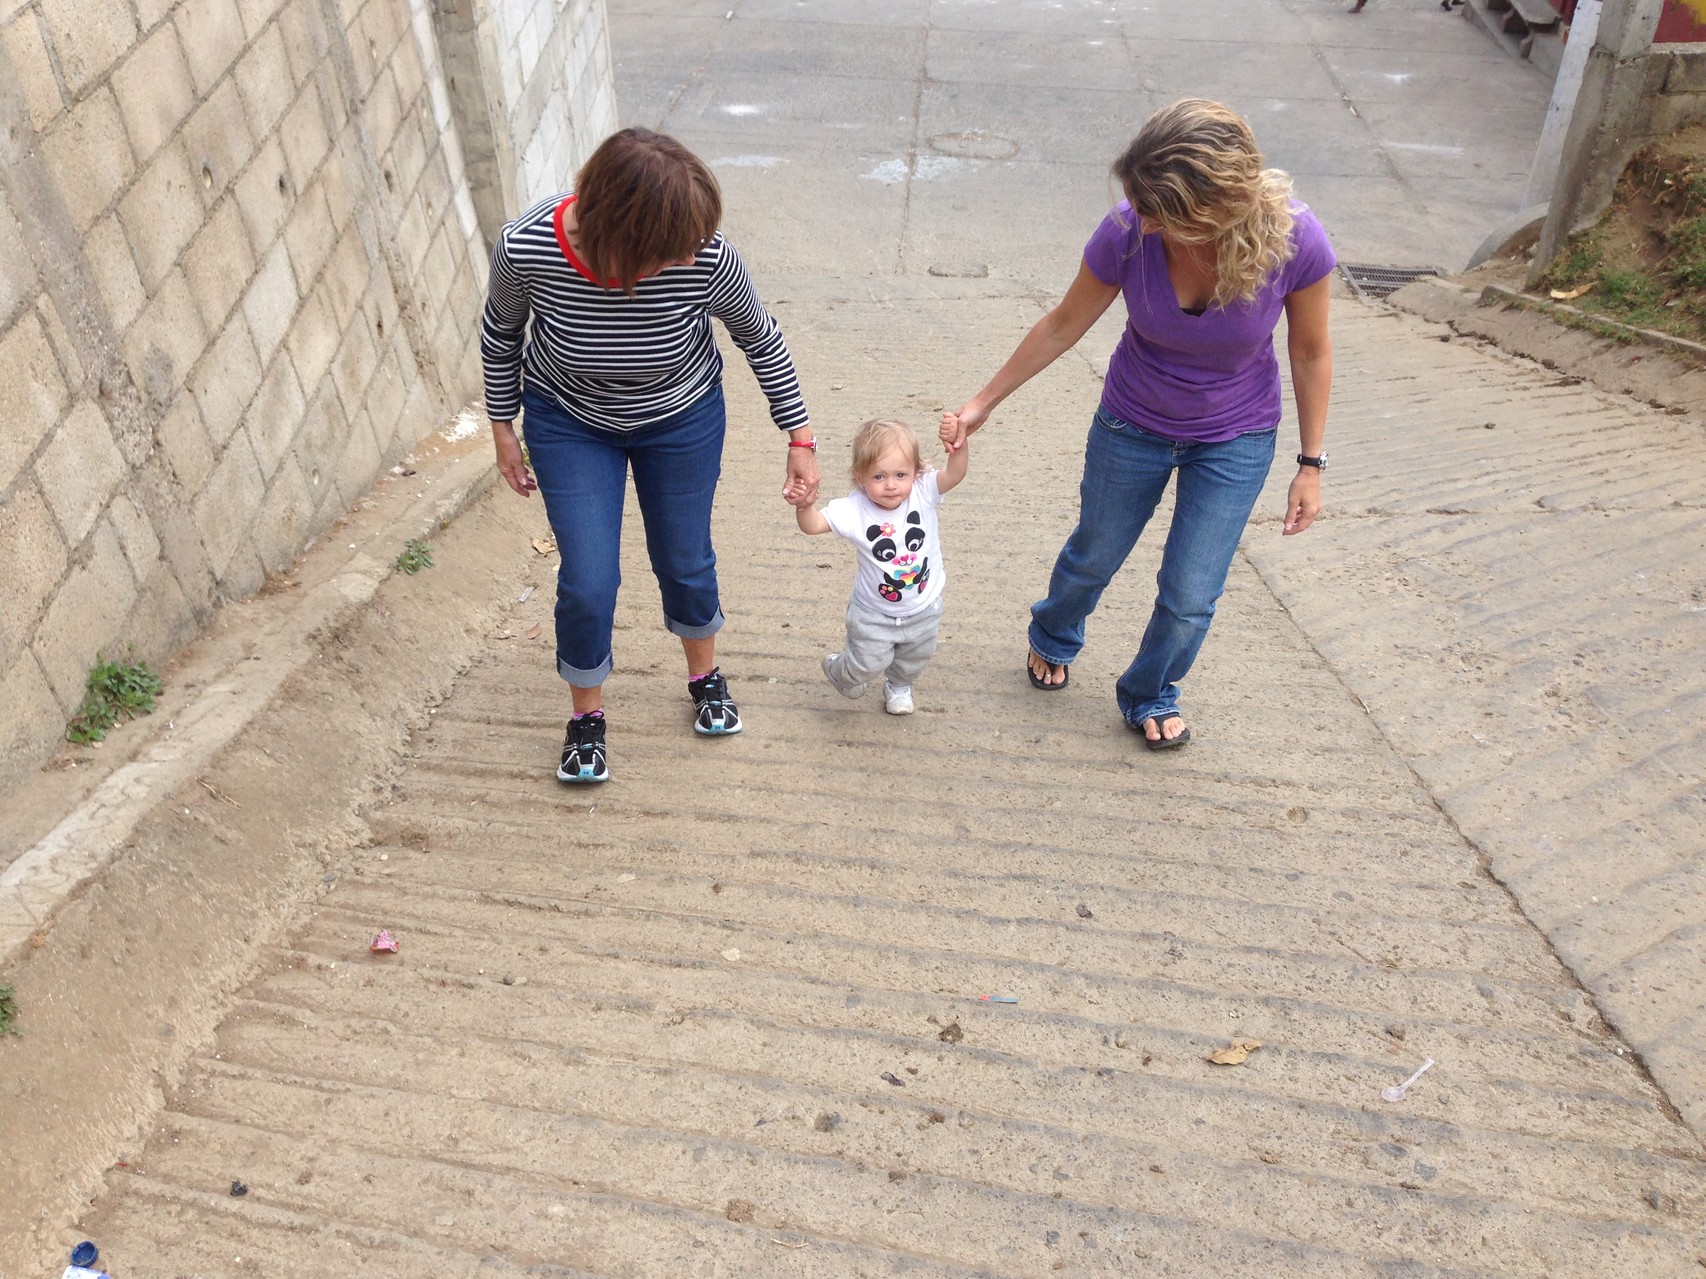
[{"xmin": 369, "ymin": 930, "xmax": 399, "ymax": 953}]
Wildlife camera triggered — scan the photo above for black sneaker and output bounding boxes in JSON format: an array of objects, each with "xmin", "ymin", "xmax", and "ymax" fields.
[
  {"xmin": 558, "ymin": 712, "xmax": 609, "ymax": 782},
  {"xmin": 688, "ymin": 668, "xmax": 743, "ymax": 736}
]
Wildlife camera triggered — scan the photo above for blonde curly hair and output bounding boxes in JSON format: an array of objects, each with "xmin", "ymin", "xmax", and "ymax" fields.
[{"xmin": 1113, "ymin": 99, "xmax": 1296, "ymax": 307}]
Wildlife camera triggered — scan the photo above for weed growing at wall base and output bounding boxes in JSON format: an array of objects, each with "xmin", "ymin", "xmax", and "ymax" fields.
[
  {"xmin": 0, "ymin": 985, "xmax": 21, "ymax": 1035},
  {"xmin": 397, "ymin": 539, "xmax": 435, "ymax": 574},
  {"xmin": 65, "ymin": 657, "xmax": 163, "ymax": 744}
]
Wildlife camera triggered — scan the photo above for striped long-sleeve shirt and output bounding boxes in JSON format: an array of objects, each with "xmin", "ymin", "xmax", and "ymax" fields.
[{"xmin": 480, "ymin": 193, "xmax": 809, "ymax": 432}]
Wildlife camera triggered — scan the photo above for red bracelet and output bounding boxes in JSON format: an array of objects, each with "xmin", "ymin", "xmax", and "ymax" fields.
[{"xmin": 788, "ymin": 437, "xmax": 817, "ymax": 450}]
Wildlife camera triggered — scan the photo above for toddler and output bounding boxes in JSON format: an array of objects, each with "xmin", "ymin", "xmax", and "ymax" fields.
[{"xmin": 792, "ymin": 418, "xmax": 968, "ymax": 714}]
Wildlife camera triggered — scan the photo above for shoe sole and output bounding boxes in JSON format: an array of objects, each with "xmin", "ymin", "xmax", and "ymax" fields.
[
  {"xmin": 694, "ymin": 720, "xmax": 743, "ymax": 736},
  {"xmin": 557, "ymin": 767, "xmax": 609, "ymax": 782}
]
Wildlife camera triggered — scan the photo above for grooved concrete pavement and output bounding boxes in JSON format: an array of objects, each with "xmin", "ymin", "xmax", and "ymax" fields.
[
  {"xmin": 1245, "ymin": 302, "xmax": 1706, "ymax": 1139},
  {"xmin": 74, "ymin": 286, "xmax": 1706, "ymax": 1273}
]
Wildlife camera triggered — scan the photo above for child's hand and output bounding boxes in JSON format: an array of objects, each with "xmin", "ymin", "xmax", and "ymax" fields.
[
  {"xmin": 939, "ymin": 411, "xmax": 964, "ymax": 453},
  {"xmin": 782, "ymin": 475, "xmax": 814, "ymax": 507}
]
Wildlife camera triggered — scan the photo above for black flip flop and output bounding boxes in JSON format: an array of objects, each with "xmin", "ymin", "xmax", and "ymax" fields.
[
  {"xmin": 1135, "ymin": 714, "xmax": 1191, "ymax": 750},
  {"xmin": 1026, "ymin": 656, "xmax": 1069, "ymax": 690}
]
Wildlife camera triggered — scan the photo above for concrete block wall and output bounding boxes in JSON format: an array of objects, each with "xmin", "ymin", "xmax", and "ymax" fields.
[{"xmin": 0, "ymin": 0, "xmax": 616, "ymax": 787}]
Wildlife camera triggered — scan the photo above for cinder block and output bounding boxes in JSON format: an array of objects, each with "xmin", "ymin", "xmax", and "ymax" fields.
[
  {"xmin": 252, "ymin": 452, "xmax": 312, "ymax": 571},
  {"xmin": 215, "ymin": 535, "xmax": 265, "ymax": 596},
  {"xmin": 328, "ymin": 309, "xmax": 379, "ymax": 412},
  {"xmin": 242, "ymin": 237, "xmax": 301, "ymax": 363},
  {"xmin": 384, "ymin": 109, "xmax": 429, "ymax": 203},
  {"xmin": 0, "ymin": 479, "xmax": 70, "ymax": 667},
  {"xmin": 38, "ymin": 0, "xmax": 136, "ymax": 96},
  {"xmin": 0, "ymin": 311, "xmax": 70, "ymax": 494},
  {"xmin": 390, "ymin": 34, "xmax": 426, "ymax": 107},
  {"xmin": 32, "ymin": 519, "xmax": 137, "ymax": 707},
  {"xmin": 192, "ymin": 432, "xmax": 263, "ymax": 575},
  {"xmin": 117, "ymin": 141, "xmax": 207, "ymax": 292},
  {"xmin": 155, "ymin": 390, "xmax": 216, "ymax": 490},
  {"xmin": 80, "ymin": 215, "xmax": 148, "ymax": 332},
  {"xmin": 175, "ymin": 0, "xmax": 247, "ymax": 96},
  {"xmin": 233, "ymin": 134, "xmax": 292, "ymax": 258},
  {"xmin": 366, "ymin": 352, "xmax": 408, "ymax": 450},
  {"xmin": 134, "ymin": 467, "xmax": 217, "ymax": 612},
  {"xmin": 41, "ymin": 86, "xmax": 137, "ymax": 234},
  {"xmin": 276, "ymin": 0, "xmax": 329, "ymax": 85},
  {"xmin": 294, "ymin": 379, "xmax": 347, "ymax": 474},
  {"xmin": 320, "ymin": 228, "xmax": 372, "ymax": 319},
  {"xmin": 331, "ymin": 407, "xmax": 381, "ymax": 506},
  {"xmin": 0, "ymin": 651, "xmax": 67, "ymax": 781},
  {"xmin": 180, "ymin": 78, "xmax": 259, "ymax": 210},
  {"xmin": 397, "ymin": 193, "xmax": 430, "ymax": 274},
  {"xmin": 284, "ymin": 279, "xmax": 341, "ymax": 392},
  {"xmin": 0, "ymin": 189, "xmax": 37, "ymax": 330},
  {"xmin": 1, "ymin": 9, "xmax": 64, "ymax": 132},
  {"xmin": 36, "ymin": 399, "xmax": 127, "ymax": 546},
  {"xmin": 319, "ymin": 140, "xmax": 357, "ymax": 233},
  {"xmin": 235, "ymin": 23, "xmax": 295, "ymax": 139},
  {"xmin": 35, "ymin": 293, "xmax": 85, "ymax": 388},
  {"xmin": 186, "ymin": 316, "xmax": 263, "ymax": 446},
  {"xmin": 122, "ymin": 268, "xmax": 209, "ymax": 416},
  {"xmin": 122, "ymin": 562, "xmax": 195, "ymax": 673},
  {"xmin": 242, "ymin": 351, "xmax": 306, "ymax": 478},
  {"xmin": 108, "ymin": 490, "xmax": 161, "ymax": 581},
  {"xmin": 282, "ymin": 180, "xmax": 335, "ymax": 291},
  {"xmin": 134, "ymin": 0, "xmax": 177, "ymax": 35},
  {"xmin": 182, "ymin": 198, "xmax": 257, "ymax": 331},
  {"xmin": 279, "ymin": 82, "xmax": 333, "ymax": 192},
  {"xmin": 111, "ymin": 23, "xmax": 196, "ymax": 163},
  {"xmin": 366, "ymin": 65, "xmax": 403, "ymax": 156}
]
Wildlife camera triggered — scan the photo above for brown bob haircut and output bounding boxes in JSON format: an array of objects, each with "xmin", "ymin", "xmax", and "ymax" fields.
[{"xmin": 574, "ymin": 128, "xmax": 722, "ymax": 293}]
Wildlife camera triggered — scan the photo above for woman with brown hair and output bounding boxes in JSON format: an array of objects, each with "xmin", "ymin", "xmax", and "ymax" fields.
[
  {"xmin": 941, "ymin": 99, "xmax": 1335, "ymax": 750},
  {"xmin": 482, "ymin": 128, "xmax": 819, "ymax": 783}
]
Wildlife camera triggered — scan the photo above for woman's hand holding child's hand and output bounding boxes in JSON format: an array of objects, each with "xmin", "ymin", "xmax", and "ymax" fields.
[{"xmin": 939, "ymin": 402, "xmax": 987, "ymax": 454}]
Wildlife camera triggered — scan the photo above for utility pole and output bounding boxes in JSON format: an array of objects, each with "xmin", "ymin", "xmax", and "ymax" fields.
[{"xmin": 1529, "ymin": 0, "xmax": 1665, "ymax": 279}]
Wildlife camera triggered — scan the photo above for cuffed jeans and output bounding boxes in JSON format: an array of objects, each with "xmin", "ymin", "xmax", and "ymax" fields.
[
  {"xmin": 1029, "ymin": 407, "xmax": 1277, "ymax": 727},
  {"xmin": 521, "ymin": 384, "xmax": 726, "ymax": 688}
]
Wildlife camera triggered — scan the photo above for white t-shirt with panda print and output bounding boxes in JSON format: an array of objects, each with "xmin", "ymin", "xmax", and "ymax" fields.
[{"xmin": 822, "ymin": 469, "xmax": 946, "ymax": 619}]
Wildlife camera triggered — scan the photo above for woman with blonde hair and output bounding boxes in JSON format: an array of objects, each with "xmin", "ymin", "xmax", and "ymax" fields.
[{"xmin": 941, "ymin": 99, "xmax": 1334, "ymax": 749}]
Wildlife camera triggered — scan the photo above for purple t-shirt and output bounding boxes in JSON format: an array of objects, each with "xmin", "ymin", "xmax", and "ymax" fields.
[{"xmin": 1083, "ymin": 202, "xmax": 1336, "ymax": 442}]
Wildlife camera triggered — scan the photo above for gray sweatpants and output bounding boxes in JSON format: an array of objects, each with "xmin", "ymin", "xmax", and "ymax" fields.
[{"xmin": 830, "ymin": 597, "xmax": 943, "ymax": 689}]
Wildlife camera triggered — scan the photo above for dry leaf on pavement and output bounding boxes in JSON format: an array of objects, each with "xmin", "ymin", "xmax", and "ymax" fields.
[
  {"xmin": 524, "ymin": 624, "xmax": 542, "ymax": 640},
  {"xmin": 531, "ymin": 537, "xmax": 556, "ymax": 555},
  {"xmin": 1206, "ymin": 1037, "xmax": 1262, "ymax": 1066},
  {"xmin": 1549, "ymin": 284, "xmax": 1592, "ymax": 301}
]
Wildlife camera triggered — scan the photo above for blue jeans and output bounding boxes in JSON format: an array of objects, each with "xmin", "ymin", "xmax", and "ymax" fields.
[
  {"xmin": 1029, "ymin": 407, "xmax": 1277, "ymax": 727},
  {"xmin": 521, "ymin": 384, "xmax": 726, "ymax": 687}
]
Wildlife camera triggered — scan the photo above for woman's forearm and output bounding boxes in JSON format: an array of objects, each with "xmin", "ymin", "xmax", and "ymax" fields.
[
  {"xmin": 969, "ymin": 314, "xmax": 1081, "ymax": 415},
  {"xmin": 1288, "ymin": 347, "xmax": 1332, "ymax": 457}
]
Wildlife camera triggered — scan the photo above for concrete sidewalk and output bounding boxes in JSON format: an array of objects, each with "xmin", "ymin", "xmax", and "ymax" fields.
[
  {"xmin": 9, "ymin": 0, "xmax": 1706, "ymax": 1272},
  {"xmin": 55, "ymin": 281, "xmax": 1706, "ymax": 1275}
]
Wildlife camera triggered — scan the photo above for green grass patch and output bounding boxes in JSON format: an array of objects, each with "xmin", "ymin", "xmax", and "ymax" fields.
[
  {"xmin": 1542, "ymin": 236, "xmax": 1602, "ymax": 291},
  {"xmin": 1595, "ymin": 268, "xmax": 1668, "ymax": 328},
  {"xmin": 65, "ymin": 657, "xmax": 163, "ymax": 744},
  {"xmin": 0, "ymin": 985, "xmax": 21, "ymax": 1036},
  {"xmin": 396, "ymin": 539, "xmax": 434, "ymax": 574}
]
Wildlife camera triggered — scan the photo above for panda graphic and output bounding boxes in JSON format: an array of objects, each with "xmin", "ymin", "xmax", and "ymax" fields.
[{"xmin": 866, "ymin": 511, "xmax": 930, "ymax": 603}]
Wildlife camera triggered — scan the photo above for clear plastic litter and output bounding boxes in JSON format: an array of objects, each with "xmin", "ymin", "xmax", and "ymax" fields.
[{"xmin": 1382, "ymin": 1058, "xmax": 1435, "ymax": 1103}]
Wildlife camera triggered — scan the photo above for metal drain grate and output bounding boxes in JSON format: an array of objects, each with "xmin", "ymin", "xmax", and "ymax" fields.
[{"xmin": 1339, "ymin": 264, "xmax": 1443, "ymax": 302}]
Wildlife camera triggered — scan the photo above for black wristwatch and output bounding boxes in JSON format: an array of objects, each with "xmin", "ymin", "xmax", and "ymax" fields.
[{"xmin": 1296, "ymin": 452, "xmax": 1328, "ymax": 470}]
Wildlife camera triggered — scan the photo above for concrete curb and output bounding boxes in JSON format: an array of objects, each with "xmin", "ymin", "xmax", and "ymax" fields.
[
  {"xmin": 1475, "ymin": 282, "xmax": 1706, "ymax": 365},
  {"xmin": 0, "ymin": 428, "xmax": 497, "ymax": 972}
]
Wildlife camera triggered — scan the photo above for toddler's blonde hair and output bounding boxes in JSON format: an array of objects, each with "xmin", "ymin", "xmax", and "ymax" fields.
[{"xmin": 850, "ymin": 418, "xmax": 923, "ymax": 483}]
